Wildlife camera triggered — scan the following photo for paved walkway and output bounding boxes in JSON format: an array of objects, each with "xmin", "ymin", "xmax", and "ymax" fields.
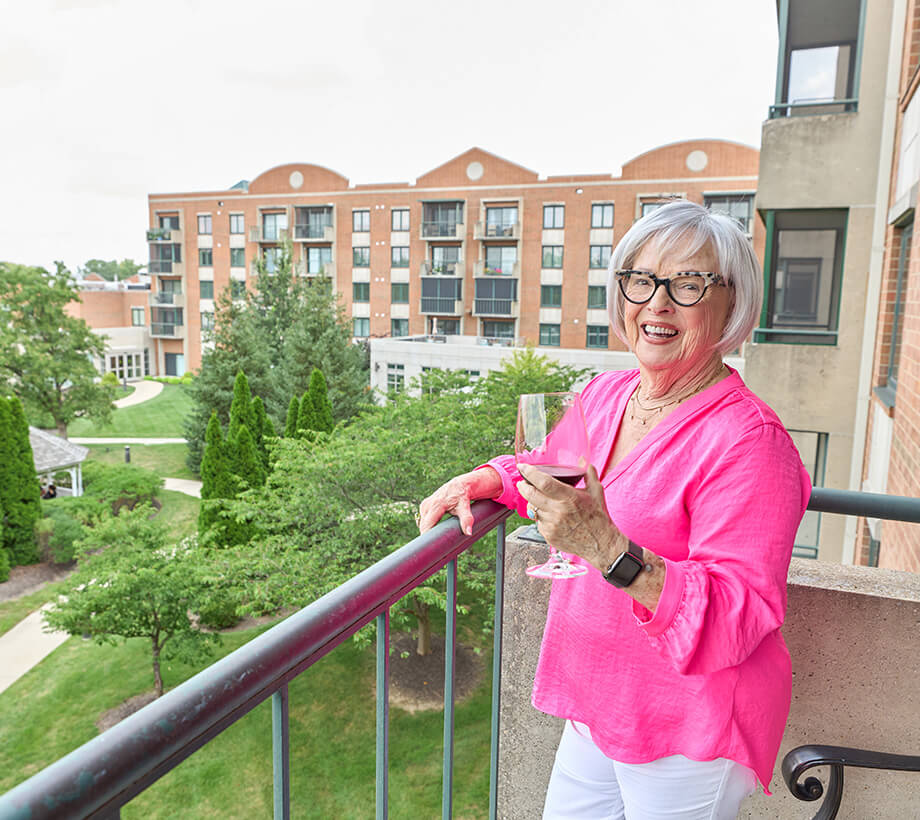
[
  {"xmin": 0, "ymin": 604, "xmax": 68, "ymax": 695},
  {"xmin": 163, "ymin": 478, "xmax": 202, "ymax": 498},
  {"xmin": 70, "ymin": 437, "xmax": 187, "ymax": 445},
  {"xmin": 114, "ymin": 380, "xmax": 163, "ymax": 408}
]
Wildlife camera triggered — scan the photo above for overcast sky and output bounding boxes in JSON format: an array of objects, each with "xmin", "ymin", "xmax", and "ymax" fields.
[{"xmin": 1, "ymin": 0, "xmax": 778, "ymax": 274}]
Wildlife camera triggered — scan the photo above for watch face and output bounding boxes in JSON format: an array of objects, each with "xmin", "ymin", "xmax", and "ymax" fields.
[{"xmin": 604, "ymin": 551, "xmax": 644, "ymax": 588}]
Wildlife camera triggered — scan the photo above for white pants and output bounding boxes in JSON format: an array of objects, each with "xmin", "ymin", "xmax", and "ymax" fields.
[{"xmin": 543, "ymin": 721, "xmax": 757, "ymax": 820}]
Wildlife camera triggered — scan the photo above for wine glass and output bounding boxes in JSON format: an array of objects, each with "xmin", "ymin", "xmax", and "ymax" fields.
[{"xmin": 515, "ymin": 392, "xmax": 590, "ymax": 580}]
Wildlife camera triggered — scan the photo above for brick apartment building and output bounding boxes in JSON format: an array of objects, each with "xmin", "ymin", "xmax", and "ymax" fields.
[{"xmin": 130, "ymin": 141, "xmax": 761, "ymax": 378}]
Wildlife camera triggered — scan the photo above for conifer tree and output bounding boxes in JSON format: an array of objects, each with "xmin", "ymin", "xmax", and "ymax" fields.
[
  {"xmin": 228, "ymin": 371, "xmax": 256, "ymax": 441},
  {"xmin": 251, "ymin": 396, "xmax": 270, "ymax": 472},
  {"xmin": 0, "ymin": 497, "xmax": 9, "ymax": 582},
  {"xmin": 306, "ymin": 368, "xmax": 334, "ymax": 434},
  {"xmin": 198, "ymin": 412, "xmax": 230, "ymax": 539},
  {"xmin": 297, "ymin": 391, "xmax": 316, "ymax": 438},
  {"xmin": 7, "ymin": 397, "xmax": 41, "ymax": 564},
  {"xmin": 284, "ymin": 396, "xmax": 299, "ymax": 438}
]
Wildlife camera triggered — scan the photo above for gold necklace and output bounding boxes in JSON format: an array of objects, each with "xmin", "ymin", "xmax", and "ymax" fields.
[{"xmin": 628, "ymin": 366, "xmax": 726, "ymax": 427}]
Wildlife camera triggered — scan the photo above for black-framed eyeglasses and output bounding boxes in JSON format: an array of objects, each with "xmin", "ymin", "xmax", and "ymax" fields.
[{"xmin": 614, "ymin": 270, "xmax": 728, "ymax": 307}]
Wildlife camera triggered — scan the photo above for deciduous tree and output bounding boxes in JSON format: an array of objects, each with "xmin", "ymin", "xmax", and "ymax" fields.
[
  {"xmin": 78, "ymin": 258, "xmax": 142, "ymax": 282},
  {"xmin": 44, "ymin": 506, "xmax": 218, "ymax": 697},
  {"xmin": 0, "ymin": 262, "xmax": 114, "ymax": 436}
]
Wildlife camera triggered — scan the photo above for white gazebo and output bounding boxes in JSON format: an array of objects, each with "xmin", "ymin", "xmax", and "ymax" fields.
[{"xmin": 29, "ymin": 427, "xmax": 89, "ymax": 497}]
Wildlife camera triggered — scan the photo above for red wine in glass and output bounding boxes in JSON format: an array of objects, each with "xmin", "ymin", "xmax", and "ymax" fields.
[{"xmin": 514, "ymin": 392, "xmax": 591, "ymax": 579}]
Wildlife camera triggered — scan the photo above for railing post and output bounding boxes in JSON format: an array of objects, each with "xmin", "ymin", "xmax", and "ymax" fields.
[
  {"xmin": 272, "ymin": 685, "xmax": 290, "ymax": 820},
  {"xmin": 442, "ymin": 559, "xmax": 458, "ymax": 819},
  {"xmin": 489, "ymin": 520, "xmax": 505, "ymax": 820},
  {"xmin": 376, "ymin": 611, "xmax": 390, "ymax": 820}
]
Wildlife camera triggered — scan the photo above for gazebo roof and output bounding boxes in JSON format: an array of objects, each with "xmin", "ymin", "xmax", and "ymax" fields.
[{"xmin": 29, "ymin": 427, "xmax": 89, "ymax": 473}]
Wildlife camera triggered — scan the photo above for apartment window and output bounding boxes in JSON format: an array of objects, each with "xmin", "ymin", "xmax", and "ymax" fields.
[
  {"xmin": 294, "ymin": 206, "xmax": 333, "ymax": 239},
  {"xmin": 591, "ymin": 203, "xmax": 614, "ymax": 228},
  {"xmin": 391, "ymin": 282, "xmax": 409, "ymax": 303},
  {"xmin": 705, "ymin": 194, "xmax": 755, "ymax": 235},
  {"xmin": 391, "ymin": 208, "xmax": 410, "ymax": 231},
  {"xmin": 353, "ymin": 209, "xmax": 370, "ymax": 232},
  {"xmin": 640, "ymin": 201, "xmax": 666, "ymax": 218},
  {"xmin": 542, "ymin": 245, "xmax": 563, "ymax": 268},
  {"xmin": 543, "ymin": 205, "xmax": 565, "ymax": 229},
  {"xmin": 485, "ymin": 206, "xmax": 518, "ymax": 236},
  {"xmin": 431, "ymin": 245, "xmax": 462, "ymax": 274},
  {"xmin": 201, "ymin": 311, "xmax": 215, "ymax": 331},
  {"xmin": 484, "ymin": 246, "xmax": 517, "ymax": 275},
  {"xmin": 590, "ymin": 245, "xmax": 611, "ymax": 269},
  {"xmin": 230, "ymin": 280, "xmax": 246, "ymax": 299},
  {"xmin": 391, "ymin": 318, "xmax": 409, "ymax": 337},
  {"xmin": 757, "ymin": 209, "xmax": 847, "ymax": 344},
  {"xmin": 586, "ymin": 325, "xmax": 609, "ymax": 348},
  {"xmin": 353, "ymin": 246, "xmax": 370, "ymax": 267},
  {"xmin": 541, "ymin": 285, "xmax": 562, "ymax": 307},
  {"xmin": 587, "ymin": 285, "xmax": 607, "ymax": 309},
  {"xmin": 308, "ymin": 246, "xmax": 332, "ymax": 274},
  {"xmin": 429, "ymin": 318, "xmax": 460, "ymax": 335},
  {"xmin": 230, "ymin": 247, "xmax": 245, "ymax": 268},
  {"xmin": 200, "ymin": 280, "xmax": 214, "ymax": 300},
  {"xmin": 263, "ymin": 246, "xmax": 282, "ymax": 274},
  {"xmin": 353, "ymin": 282, "xmax": 370, "ymax": 302},
  {"xmin": 880, "ymin": 221, "xmax": 913, "ymax": 402},
  {"xmin": 391, "ymin": 246, "xmax": 410, "ymax": 268},
  {"xmin": 160, "ymin": 278, "xmax": 181, "ymax": 294},
  {"xmin": 775, "ymin": 0, "xmax": 861, "ymax": 117},
  {"xmin": 159, "ymin": 214, "xmax": 179, "ymax": 231},
  {"xmin": 421, "ymin": 277, "xmax": 462, "ymax": 311},
  {"xmin": 262, "ymin": 212, "xmax": 288, "ymax": 241},
  {"xmin": 198, "ymin": 214, "xmax": 212, "ymax": 235},
  {"xmin": 131, "ymin": 307, "xmax": 144, "ymax": 326},
  {"xmin": 474, "ymin": 278, "xmax": 517, "ymax": 315},
  {"xmin": 422, "ymin": 201, "xmax": 464, "ymax": 237},
  {"xmin": 198, "ymin": 248, "xmax": 213, "ymax": 267},
  {"xmin": 229, "ymin": 214, "xmax": 244, "ymax": 234},
  {"xmin": 788, "ymin": 430, "xmax": 828, "ymax": 559},
  {"xmin": 387, "ymin": 363, "xmax": 405, "ymax": 393},
  {"xmin": 353, "ymin": 317, "xmax": 370, "ymax": 337},
  {"xmin": 481, "ymin": 320, "xmax": 515, "ymax": 340},
  {"xmin": 539, "ymin": 323, "xmax": 561, "ymax": 346},
  {"xmin": 149, "ymin": 243, "xmax": 181, "ymax": 273}
]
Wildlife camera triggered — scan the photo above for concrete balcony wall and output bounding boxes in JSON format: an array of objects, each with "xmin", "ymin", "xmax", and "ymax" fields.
[{"xmin": 497, "ymin": 528, "xmax": 920, "ymax": 819}]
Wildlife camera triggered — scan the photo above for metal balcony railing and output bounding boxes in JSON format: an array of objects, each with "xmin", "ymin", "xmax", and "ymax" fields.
[
  {"xmin": 474, "ymin": 299, "xmax": 515, "ymax": 317},
  {"xmin": 149, "ymin": 290, "xmax": 182, "ymax": 306},
  {"xmin": 146, "ymin": 228, "xmax": 181, "ymax": 242},
  {"xmin": 421, "ymin": 221, "xmax": 464, "ymax": 239},
  {"xmin": 474, "ymin": 221, "xmax": 520, "ymax": 241},
  {"xmin": 293, "ymin": 224, "xmax": 334, "ymax": 241},
  {"xmin": 420, "ymin": 260, "xmax": 463, "ymax": 277},
  {"xmin": 420, "ymin": 297, "xmax": 462, "ymax": 314},
  {"xmin": 0, "ymin": 503, "xmax": 512, "ymax": 820},
  {"xmin": 769, "ymin": 98, "xmax": 858, "ymax": 118},
  {"xmin": 149, "ymin": 322, "xmax": 184, "ymax": 338},
  {"xmin": 148, "ymin": 259, "xmax": 180, "ymax": 274}
]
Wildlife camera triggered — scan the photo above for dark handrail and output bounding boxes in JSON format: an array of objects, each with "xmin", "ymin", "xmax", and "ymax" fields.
[
  {"xmin": 807, "ymin": 487, "xmax": 920, "ymax": 523},
  {"xmin": 0, "ymin": 501, "xmax": 511, "ymax": 820},
  {"xmin": 782, "ymin": 745, "xmax": 920, "ymax": 820}
]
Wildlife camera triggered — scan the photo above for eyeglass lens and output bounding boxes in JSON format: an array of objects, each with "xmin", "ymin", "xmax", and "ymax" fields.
[{"xmin": 619, "ymin": 273, "xmax": 707, "ymax": 306}]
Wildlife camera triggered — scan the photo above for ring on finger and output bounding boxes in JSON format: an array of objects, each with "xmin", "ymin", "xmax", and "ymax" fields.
[{"xmin": 526, "ymin": 503, "xmax": 539, "ymax": 521}]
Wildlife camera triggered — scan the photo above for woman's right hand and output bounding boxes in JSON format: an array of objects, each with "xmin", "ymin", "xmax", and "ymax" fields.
[{"xmin": 418, "ymin": 467, "xmax": 503, "ymax": 536}]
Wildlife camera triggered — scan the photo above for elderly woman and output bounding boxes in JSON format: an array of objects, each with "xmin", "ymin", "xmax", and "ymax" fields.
[{"xmin": 418, "ymin": 200, "xmax": 811, "ymax": 819}]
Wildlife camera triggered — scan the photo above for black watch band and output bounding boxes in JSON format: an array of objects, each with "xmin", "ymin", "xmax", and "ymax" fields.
[{"xmin": 602, "ymin": 540, "xmax": 647, "ymax": 588}]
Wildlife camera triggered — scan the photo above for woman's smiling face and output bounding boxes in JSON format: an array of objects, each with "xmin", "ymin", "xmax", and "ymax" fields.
[{"xmin": 624, "ymin": 240, "xmax": 733, "ymax": 379}]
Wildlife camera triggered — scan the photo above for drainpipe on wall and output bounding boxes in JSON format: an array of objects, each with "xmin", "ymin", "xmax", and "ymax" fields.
[{"xmin": 844, "ymin": 0, "xmax": 908, "ymax": 564}]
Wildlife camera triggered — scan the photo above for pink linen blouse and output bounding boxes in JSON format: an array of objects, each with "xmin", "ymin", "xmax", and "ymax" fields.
[{"xmin": 487, "ymin": 368, "xmax": 812, "ymax": 790}]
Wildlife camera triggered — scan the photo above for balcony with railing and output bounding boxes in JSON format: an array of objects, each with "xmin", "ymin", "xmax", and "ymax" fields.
[
  {"xmin": 146, "ymin": 227, "xmax": 182, "ymax": 242},
  {"xmin": 249, "ymin": 226, "xmax": 290, "ymax": 243},
  {"xmin": 293, "ymin": 260, "xmax": 336, "ymax": 279},
  {"xmin": 473, "ymin": 260, "xmax": 520, "ymax": 278},
  {"xmin": 293, "ymin": 223, "xmax": 335, "ymax": 242},
  {"xmin": 148, "ymin": 289, "xmax": 186, "ymax": 308},
  {"xmin": 420, "ymin": 259, "xmax": 464, "ymax": 277},
  {"xmin": 147, "ymin": 259, "xmax": 184, "ymax": 276},
  {"xmin": 148, "ymin": 322, "xmax": 185, "ymax": 339},
  {"xmin": 474, "ymin": 221, "xmax": 521, "ymax": 241},
  {"xmin": 3, "ymin": 490, "xmax": 920, "ymax": 819}
]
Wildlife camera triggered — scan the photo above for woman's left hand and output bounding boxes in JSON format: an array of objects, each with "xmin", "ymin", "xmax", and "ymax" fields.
[{"xmin": 517, "ymin": 463, "xmax": 626, "ymax": 574}]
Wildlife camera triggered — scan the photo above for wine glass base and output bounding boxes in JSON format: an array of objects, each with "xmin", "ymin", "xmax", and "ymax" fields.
[{"xmin": 526, "ymin": 560, "xmax": 589, "ymax": 580}]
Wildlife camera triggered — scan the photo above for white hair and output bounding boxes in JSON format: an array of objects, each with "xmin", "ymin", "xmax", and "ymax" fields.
[{"xmin": 606, "ymin": 200, "xmax": 762, "ymax": 354}]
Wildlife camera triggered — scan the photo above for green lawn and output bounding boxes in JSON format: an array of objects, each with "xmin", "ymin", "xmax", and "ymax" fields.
[
  {"xmin": 0, "ymin": 628, "xmax": 494, "ymax": 819},
  {"xmin": 0, "ymin": 581, "xmax": 69, "ymax": 639},
  {"xmin": 85, "ymin": 443, "xmax": 196, "ymax": 480},
  {"xmin": 156, "ymin": 489, "xmax": 200, "ymax": 542},
  {"xmin": 68, "ymin": 383, "xmax": 192, "ymax": 438}
]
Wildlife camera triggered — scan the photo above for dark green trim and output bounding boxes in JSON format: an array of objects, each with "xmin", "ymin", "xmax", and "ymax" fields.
[
  {"xmin": 852, "ymin": 0, "xmax": 867, "ymax": 104},
  {"xmin": 753, "ymin": 329, "xmax": 838, "ymax": 346},
  {"xmin": 774, "ymin": 0, "xmax": 789, "ymax": 107},
  {"xmin": 759, "ymin": 210, "xmax": 775, "ymax": 330}
]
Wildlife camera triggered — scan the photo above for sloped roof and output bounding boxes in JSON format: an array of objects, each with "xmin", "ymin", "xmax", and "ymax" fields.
[{"xmin": 29, "ymin": 427, "xmax": 89, "ymax": 473}]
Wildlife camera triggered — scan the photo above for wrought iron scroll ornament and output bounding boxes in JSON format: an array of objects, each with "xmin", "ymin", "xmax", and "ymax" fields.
[{"xmin": 782, "ymin": 745, "xmax": 920, "ymax": 820}]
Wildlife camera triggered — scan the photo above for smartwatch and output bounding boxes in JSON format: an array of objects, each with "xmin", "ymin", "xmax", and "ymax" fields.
[{"xmin": 602, "ymin": 540, "xmax": 647, "ymax": 588}]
